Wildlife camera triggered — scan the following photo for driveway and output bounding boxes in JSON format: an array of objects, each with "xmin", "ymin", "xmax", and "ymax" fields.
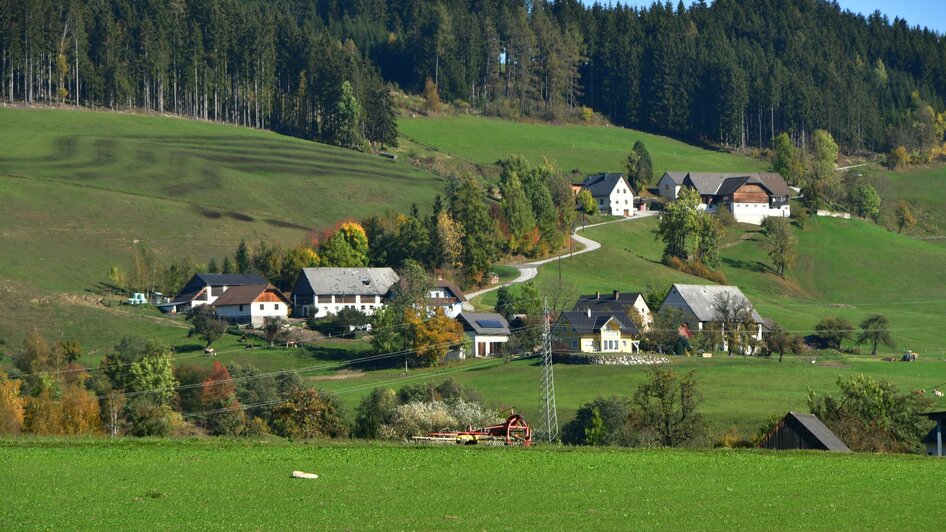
[{"xmin": 464, "ymin": 212, "xmax": 657, "ymax": 307}]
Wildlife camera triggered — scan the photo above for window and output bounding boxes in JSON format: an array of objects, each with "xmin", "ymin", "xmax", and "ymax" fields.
[
  {"xmin": 275, "ymin": 304, "xmax": 280, "ymax": 310},
  {"xmin": 571, "ymin": 341, "xmax": 578, "ymax": 349},
  {"xmin": 239, "ymin": 304, "xmax": 244, "ymax": 312},
  {"xmin": 361, "ymin": 305, "xmax": 366, "ymax": 311},
  {"xmin": 259, "ymin": 303, "xmax": 264, "ymax": 310}
]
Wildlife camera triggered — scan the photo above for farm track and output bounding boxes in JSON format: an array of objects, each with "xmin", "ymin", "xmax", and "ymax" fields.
[{"xmin": 465, "ymin": 212, "xmax": 657, "ymax": 305}]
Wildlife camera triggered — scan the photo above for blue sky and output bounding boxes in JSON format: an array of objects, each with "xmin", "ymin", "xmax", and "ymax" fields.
[{"xmin": 581, "ymin": 1, "xmax": 946, "ymax": 34}]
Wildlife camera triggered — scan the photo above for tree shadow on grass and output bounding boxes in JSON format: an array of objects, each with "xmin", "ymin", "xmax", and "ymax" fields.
[{"xmin": 722, "ymin": 257, "xmax": 770, "ymax": 273}]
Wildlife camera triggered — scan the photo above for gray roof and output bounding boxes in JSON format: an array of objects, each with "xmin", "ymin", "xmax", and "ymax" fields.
[
  {"xmin": 432, "ymin": 280, "xmax": 467, "ymax": 302},
  {"xmin": 659, "ymin": 172, "xmax": 689, "ymax": 185},
  {"xmin": 557, "ymin": 310, "xmax": 638, "ymax": 335},
  {"xmin": 678, "ymin": 172, "xmax": 791, "ymax": 198},
  {"xmin": 788, "ymin": 412, "xmax": 851, "ymax": 452},
  {"xmin": 458, "ymin": 312, "xmax": 511, "ymax": 336},
  {"xmin": 663, "ymin": 284, "xmax": 763, "ymax": 323},
  {"xmin": 574, "ymin": 292, "xmax": 646, "ymax": 313},
  {"xmin": 173, "ymin": 273, "xmax": 269, "ymax": 304},
  {"xmin": 295, "ymin": 267, "xmax": 399, "ymax": 296},
  {"xmin": 211, "ymin": 284, "xmax": 288, "ymax": 306},
  {"xmin": 581, "ymin": 173, "xmax": 631, "ymax": 197}
]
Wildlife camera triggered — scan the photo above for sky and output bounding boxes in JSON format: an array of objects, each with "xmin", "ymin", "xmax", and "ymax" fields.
[{"xmin": 581, "ymin": 0, "xmax": 946, "ymax": 35}]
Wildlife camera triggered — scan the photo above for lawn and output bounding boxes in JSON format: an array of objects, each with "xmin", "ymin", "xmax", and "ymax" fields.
[
  {"xmin": 1, "ymin": 439, "xmax": 943, "ymax": 530},
  {"xmin": 399, "ymin": 114, "xmax": 767, "ymax": 181}
]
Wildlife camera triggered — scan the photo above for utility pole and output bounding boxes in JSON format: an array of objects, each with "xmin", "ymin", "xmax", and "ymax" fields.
[{"xmin": 537, "ymin": 297, "xmax": 559, "ymax": 443}]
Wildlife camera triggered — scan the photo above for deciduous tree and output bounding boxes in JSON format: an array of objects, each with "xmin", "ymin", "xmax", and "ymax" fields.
[{"xmin": 855, "ymin": 315, "xmax": 895, "ymax": 355}]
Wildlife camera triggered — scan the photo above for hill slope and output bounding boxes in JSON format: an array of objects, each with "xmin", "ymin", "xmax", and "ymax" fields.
[
  {"xmin": 0, "ymin": 108, "xmax": 444, "ymax": 346},
  {"xmin": 399, "ymin": 115, "xmax": 767, "ymax": 179}
]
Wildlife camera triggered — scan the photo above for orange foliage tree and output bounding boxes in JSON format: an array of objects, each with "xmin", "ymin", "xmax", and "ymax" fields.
[
  {"xmin": 405, "ymin": 307, "xmax": 465, "ymax": 366},
  {"xmin": 200, "ymin": 361, "xmax": 245, "ymax": 436},
  {"xmin": 0, "ymin": 374, "xmax": 25, "ymax": 435}
]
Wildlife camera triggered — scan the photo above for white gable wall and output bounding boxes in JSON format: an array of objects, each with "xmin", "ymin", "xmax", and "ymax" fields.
[
  {"xmin": 216, "ymin": 301, "xmax": 288, "ymax": 328},
  {"xmin": 593, "ymin": 177, "xmax": 636, "ymax": 217}
]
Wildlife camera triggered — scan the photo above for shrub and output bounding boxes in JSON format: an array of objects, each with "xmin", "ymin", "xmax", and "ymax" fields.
[
  {"xmin": 886, "ymin": 146, "xmax": 910, "ymax": 169},
  {"xmin": 270, "ymin": 389, "xmax": 348, "ymax": 440},
  {"xmin": 561, "ymin": 396, "xmax": 637, "ymax": 446},
  {"xmin": 381, "ymin": 399, "xmax": 501, "ymax": 439}
]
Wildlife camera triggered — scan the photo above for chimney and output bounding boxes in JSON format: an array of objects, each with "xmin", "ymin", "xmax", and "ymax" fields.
[
  {"xmin": 586, "ymin": 308, "xmax": 592, "ymax": 318},
  {"xmin": 613, "ymin": 290, "xmax": 620, "ymax": 300},
  {"xmin": 595, "ymin": 291, "xmax": 600, "ymax": 300}
]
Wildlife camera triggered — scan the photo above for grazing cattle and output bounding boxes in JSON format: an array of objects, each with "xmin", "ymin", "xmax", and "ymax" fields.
[{"xmin": 204, "ymin": 347, "xmax": 216, "ymax": 356}]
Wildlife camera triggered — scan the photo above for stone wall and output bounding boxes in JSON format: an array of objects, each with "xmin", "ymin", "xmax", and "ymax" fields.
[{"xmin": 562, "ymin": 353, "xmax": 669, "ymax": 366}]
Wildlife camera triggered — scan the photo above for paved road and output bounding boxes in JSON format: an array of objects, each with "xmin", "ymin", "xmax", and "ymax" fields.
[{"xmin": 463, "ymin": 212, "xmax": 657, "ymax": 307}]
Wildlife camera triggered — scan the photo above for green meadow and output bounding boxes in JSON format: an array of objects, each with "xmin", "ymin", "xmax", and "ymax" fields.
[
  {"xmin": 399, "ymin": 114, "xmax": 767, "ymax": 179},
  {"xmin": 1, "ymin": 439, "xmax": 943, "ymax": 530}
]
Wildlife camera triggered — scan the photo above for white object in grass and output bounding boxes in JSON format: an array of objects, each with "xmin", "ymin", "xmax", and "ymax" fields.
[{"xmin": 291, "ymin": 471, "xmax": 319, "ymax": 480}]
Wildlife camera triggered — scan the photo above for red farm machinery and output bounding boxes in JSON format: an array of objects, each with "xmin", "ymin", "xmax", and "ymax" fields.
[{"xmin": 413, "ymin": 413, "xmax": 533, "ymax": 447}]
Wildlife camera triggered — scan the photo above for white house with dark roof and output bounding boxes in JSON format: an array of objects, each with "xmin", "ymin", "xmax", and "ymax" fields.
[
  {"xmin": 580, "ymin": 173, "xmax": 636, "ymax": 217},
  {"xmin": 456, "ymin": 312, "xmax": 510, "ymax": 357},
  {"xmin": 212, "ymin": 284, "xmax": 290, "ymax": 327},
  {"xmin": 660, "ymin": 284, "xmax": 764, "ymax": 350},
  {"xmin": 426, "ymin": 280, "xmax": 467, "ymax": 318},
  {"xmin": 291, "ymin": 267, "xmax": 399, "ymax": 318},
  {"xmin": 659, "ymin": 172, "xmax": 791, "ymax": 224},
  {"xmin": 159, "ymin": 273, "xmax": 269, "ymax": 314}
]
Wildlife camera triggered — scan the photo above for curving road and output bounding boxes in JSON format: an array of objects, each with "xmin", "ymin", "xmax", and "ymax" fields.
[{"xmin": 463, "ymin": 212, "xmax": 657, "ymax": 307}]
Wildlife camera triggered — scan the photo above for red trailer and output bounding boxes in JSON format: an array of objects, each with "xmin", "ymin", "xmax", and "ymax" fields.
[{"xmin": 413, "ymin": 414, "xmax": 532, "ymax": 447}]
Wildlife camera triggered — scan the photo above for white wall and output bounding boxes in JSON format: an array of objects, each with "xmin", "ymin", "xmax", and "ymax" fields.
[
  {"xmin": 216, "ymin": 301, "xmax": 288, "ymax": 327},
  {"xmin": 469, "ymin": 333, "xmax": 509, "ymax": 357},
  {"xmin": 657, "ymin": 176, "xmax": 680, "ymax": 200},
  {"xmin": 731, "ymin": 203, "xmax": 791, "ymax": 225},
  {"xmin": 299, "ymin": 294, "xmax": 384, "ymax": 318}
]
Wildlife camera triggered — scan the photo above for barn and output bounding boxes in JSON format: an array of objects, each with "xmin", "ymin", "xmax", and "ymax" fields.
[{"xmin": 758, "ymin": 412, "xmax": 850, "ymax": 452}]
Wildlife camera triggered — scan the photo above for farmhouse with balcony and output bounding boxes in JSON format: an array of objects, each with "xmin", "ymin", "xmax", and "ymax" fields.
[
  {"xmin": 580, "ymin": 173, "xmax": 636, "ymax": 217},
  {"xmin": 572, "ymin": 290, "xmax": 652, "ymax": 329},
  {"xmin": 426, "ymin": 279, "xmax": 467, "ymax": 318},
  {"xmin": 657, "ymin": 172, "xmax": 791, "ymax": 224},
  {"xmin": 211, "ymin": 284, "xmax": 290, "ymax": 327},
  {"xmin": 659, "ymin": 284, "xmax": 764, "ymax": 347},
  {"xmin": 554, "ymin": 307, "xmax": 641, "ymax": 353},
  {"xmin": 291, "ymin": 267, "xmax": 399, "ymax": 318},
  {"xmin": 159, "ymin": 273, "xmax": 269, "ymax": 314}
]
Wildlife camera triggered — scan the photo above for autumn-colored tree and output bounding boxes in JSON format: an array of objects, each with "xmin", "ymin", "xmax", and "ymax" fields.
[
  {"xmin": 435, "ymin": 212, "xmax": 464, "ymax": 270},
  {"xmin": 894, "ymin": 201, "xmax": 915, "ymax": 234},
  {"xmin": 282, "ymin": 243, "xmax": 320, "ymax": 287},
  {"xmin": 59, "ymin": 385, "xmax": 102, "ymax": 435},
  {"xmin": 200, "ymin": 360, "xmax": 245, "ymax": 436},
  {"xmin": 0, "ymin": 374, "xmax": 25, "ymax": 435},
  {"xmin": 319, "ymin": 222, "xmax": 370, "ymax": 267},
  {"xmin": 24, "ymin": 390, "xmax": 63, "ymax": 435},
  {"xmin": 423, "ymin": 77, "xmax": 441, "ymax": 111},
  {"xmin": 405, "ymin": 307, "xmax": 465, "ymax": 366},
  {"xmin": 270, "ymin": 389, "xmax": 349, "ymax": 439}
]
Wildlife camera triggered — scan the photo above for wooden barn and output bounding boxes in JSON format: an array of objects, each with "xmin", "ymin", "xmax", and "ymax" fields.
[{"xmin": 758, "ymin": 412, "xmax": 850, "ymax": 452}]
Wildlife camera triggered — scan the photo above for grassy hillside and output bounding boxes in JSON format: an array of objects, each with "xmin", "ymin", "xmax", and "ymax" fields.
[
  {"xmin": 399, "ymin": 115, "xmax": 767, "ymax": 179},
  {"xmin": 0, "ymin": 107, "xmax": 444, "ymax": 346},
  {"xmin": 2, "ymin": 439, "xmax": 943, "ymax": 530},
  {"xmin": 867, "ymin": 164, "xmax": 946, "ymax": 236}
]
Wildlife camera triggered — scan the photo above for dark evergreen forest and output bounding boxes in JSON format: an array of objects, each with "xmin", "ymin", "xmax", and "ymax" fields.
[{"xmin": 2, "ymin": 0, "xmax": 944, "ymax": 152}]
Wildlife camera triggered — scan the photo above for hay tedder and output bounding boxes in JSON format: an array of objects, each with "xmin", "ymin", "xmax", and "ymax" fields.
[{"xmin": 413, "ymin": 414, "xmax": 532, "ymax": 447}]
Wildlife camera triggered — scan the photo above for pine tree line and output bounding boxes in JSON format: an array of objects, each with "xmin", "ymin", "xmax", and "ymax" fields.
[{"xmin": 2, "ymin": 0, "xmax": 944, "ymax": 152}]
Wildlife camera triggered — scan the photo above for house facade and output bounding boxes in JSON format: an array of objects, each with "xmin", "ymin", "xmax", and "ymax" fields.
[
  {"xmin": 573, "ymin": 290, "xmax": 652, "ymax": 329},
  {"xmin": 554, "ymin": 308, "xmax": 640, "ymax": 353},
  {"xmin": 661, "ymin": 172, "xmax": 792, "ymax": 225},
  {"xmin": 660, "ymin": 283, "xmax": 764, "ymax": 349},
  {"xmin": 159, "ymin": 273, "xmax": 269, "ymax": 313},
  {"xmin": 212, "ymin": 284, "xmax": 290, "ymax": 327},
  {"xmin": 426, "ymin": 280, "xmax": 467, "ymax": 318},
  {"xmin": 456, "ymin": 312, "xmax": 510, "ymax": 358},
  {"xmin": 580, "ymin": 173, "xmax": 636, "ymax": 217},
  {"xmin": 291, "ymin": 267, "xmax": 399, "ymax": 318}
]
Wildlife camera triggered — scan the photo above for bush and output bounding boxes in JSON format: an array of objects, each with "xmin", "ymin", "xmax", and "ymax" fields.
[
  {"xmin": 561, "ymin": 396, "xmax": 638, "ymax": 446},
  {"xmin": 270, "ymin": 389, "xmax": 348, "ymax": 440},
  {"xmin": 716, "ymin": 207, "xmax": 736, "ymax": 227},
  {"xmin": 662, "ymin": 255, "xmax": 727, "ymax": 284},
  {"xmin": 381, "ymin": 399, "xmax": 501, "ymax": 439},
  {"xmin": 791, "ymin": 207, "xmax": 809, "ymax": 229},
  {"xmin": 886, "ymin": 146, "xmax": 910, "ymax": 169}
]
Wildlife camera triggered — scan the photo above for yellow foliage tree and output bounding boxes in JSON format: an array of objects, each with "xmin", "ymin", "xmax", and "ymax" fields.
[
  {"xmin": 405, "ymin": 308, "xmax": 465, "ymax": 366},
  {"xmin": 0, "ymin": 374, "xmax": 25, "ymax": 435}
]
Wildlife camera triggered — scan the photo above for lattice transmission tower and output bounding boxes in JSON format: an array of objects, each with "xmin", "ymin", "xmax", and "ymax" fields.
[{"xmin": 537, "ymin": 297, "xmax": 559, "ymax": 443}]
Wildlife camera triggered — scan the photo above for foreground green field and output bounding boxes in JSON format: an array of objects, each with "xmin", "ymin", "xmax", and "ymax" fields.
[
  {"xmin": 1, "ymin": 439, "xmax": 943, "ymax": 530},
  {"xmin": 399, "ymin": 114, "xmax": 767, "ymax": 180}
]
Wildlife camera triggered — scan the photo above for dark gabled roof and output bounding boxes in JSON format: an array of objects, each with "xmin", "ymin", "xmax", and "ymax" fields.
[
  {"xmin": 176, "ymin": 273, "xmax": 269, "ymax": 302},
  {"xmin": 659, "ymin": 172, "xmax": 689, "ymax": 185},
  {"xmin": 211, "ymin": 284, "xmax": 288, "ymax": 306},
  {"xmin": 787, "ymin": 412, "xmax": 851, "ymax": 452},
  {"xmin": 432, "ymin": 280, "xmax": 468, "ymax": 302},
  {"xmin": 457, "ymin": 312, "xmax": 511, "ymax": 336},
  {"xmin": 581, "ymin": 173, "xmax": 631, "ymax": 197},
  {"xmin": 557, "ymin": 311, "xmax": 638, "ymax": 336},
  {"xmin": 574, "ymin": 292, "xmax": 646, "ymax": 313}
]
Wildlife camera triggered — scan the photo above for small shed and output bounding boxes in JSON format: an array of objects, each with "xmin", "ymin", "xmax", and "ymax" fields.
[
  {"xmin": 921, "ymin": 411, "xmax": 946, "ymax": 457},
  {"xmin": 758, "ymin": 412, "xmax": 850, "ymax": 452}
]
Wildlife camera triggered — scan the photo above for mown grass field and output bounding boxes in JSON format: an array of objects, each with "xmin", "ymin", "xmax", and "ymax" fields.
[
  {"xmin": 0, "ymin": 107, "xmax": 444, "ymax": 347},
  {"xmin": 1, "ymin": 439, "xmax": 943, "ymax": 530},
  {"xmin": 866, "ymin": 163, "xmax": 946, "ymax": 236},
  {"xmin": 399, "ymin": 114, "xmax": 767, "ymax": 180}
]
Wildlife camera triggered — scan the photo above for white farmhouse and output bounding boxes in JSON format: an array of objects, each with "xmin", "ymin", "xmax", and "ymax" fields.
[
  {"xmin": 580, "ymin": 173, "xmax": 636, "ymax": 217},
  {"xmin": 159, "ymin": 273, "xmax": 269, "ymax": 314},
  {"xmin": 657, "ymin": 171, "xmax": 687, "ymax": 201},
  {"xmin": 291, "ymin": 267, "xmax": 399, "ymax": 318},
  {"xmin": 661, "ymin": 172, "xmax": 792, "ymax": 225},
  {"xmin": 212, "ymin": 284, "xmax": 289, "ymax": 327},
  {"xmin": 426, "ymin": 280, "xmax": 467, "ymax": 318},
  {"xmin": 659, "ymin": 284, "xmax": 764, "ymax": 351}
]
